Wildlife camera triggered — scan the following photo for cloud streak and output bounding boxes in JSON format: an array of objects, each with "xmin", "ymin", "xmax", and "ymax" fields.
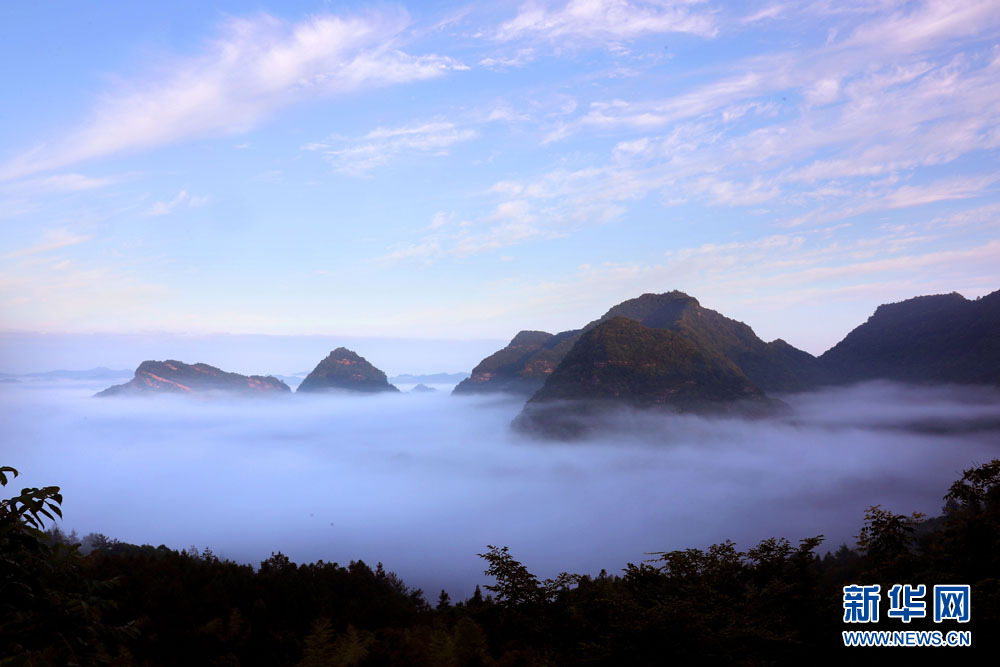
[
  {"xmin": 145, "ymin": 190, "xmax": 209, "ymax": 216},
  {"xmin": 304, "ymin": 122, "xmax": 479, "ymax": 176},
  {"xmin": 494, "ymin": 0, "xmax": 719, "ymax": 44},
  {"xmin": 385, "ymin": 1, "xmax": 1000, "ymax": 260},
  {"xmin": 3, "ymin": 229, "xmax": 92, "ymax": 259},
  {"xmin": 0, "ymin": 11, "xmax": 465, "ymax": 181}
]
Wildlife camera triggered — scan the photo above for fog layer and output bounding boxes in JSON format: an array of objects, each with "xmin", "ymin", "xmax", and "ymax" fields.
[{"xmin": 2, "ymin": 379, "xmax": 998, "ymax": 598}]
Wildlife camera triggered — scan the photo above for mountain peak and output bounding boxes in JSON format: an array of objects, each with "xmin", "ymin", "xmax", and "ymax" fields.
[
  {"xmin": 509, "ymin": 330, "xmax": 554, "ymax": 347},
  {"xmin": 297, "ymin": 348, "xmax": 399, "ymax": 394}
]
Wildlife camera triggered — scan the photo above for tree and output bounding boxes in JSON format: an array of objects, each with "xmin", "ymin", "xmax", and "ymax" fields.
[
  {"xmin": 0, "ymin": 466, "xmax": 127, "ymax": 663},
  {"xmin": 856, "ymin": 505, "xmax": 924, "ymax": 560},
  {"xmin": 944, "ymin": 459, "xmax": 1000, "ymax": 511},
  {"xmin": 437, "ymin": 589, "xmax": 452, "ymax": 610},
  {"xmin": 938, "ymin": 458, "xmax": 1000, "ymax": 582},
  {"xmin": 477, "ymin": 545, "xmax": 542, "ymax": 607}
]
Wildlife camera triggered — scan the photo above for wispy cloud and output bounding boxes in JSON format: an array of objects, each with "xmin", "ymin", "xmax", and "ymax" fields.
[
  {"xmin": 144, "ymin": 189, "xmax": 209, "ymax": 216},
  {"xmin": 741, "ymin": 3, "xmax": 788, "ymax": 24},
  {"xmin": 384, "ymin": 165, "xmax": 643, "ymax": 261},
  {"xmin": 304, "ymin": 121, "xmax": 479, "ymax": 176},
  {"xmin": 0, "ymin": 10, "xmax": 466, "ymax": 181},
  {"xmin": 494, "ymin": 0, "xmax": 719, "ymax": 44},
  {"xmin": 479, "ymin": 48, "xmax": 537, "ymax": 69},
  {"xmin": 0, "ymin": 260, "xmax": 170, "ymax": 331},
  {"xmin": 841, "ymin": 0, "xmax": 1000, "ymax": 55},
  {"xmin": 481, "ymin": 1, "xmax": 1000, "ymax": 240},
  {"xmin": 484, "ymin": 226, "xmax": 1000, "ymax": 350},
  {"xmin": 3, "ymin": 229, "xmax": 92, "ymax": 259},
  {"xmin": 1, "ymin": 173, "xmax": 122, "ymax": 194}
]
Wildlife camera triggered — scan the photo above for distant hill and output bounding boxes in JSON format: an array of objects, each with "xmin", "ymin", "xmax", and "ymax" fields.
[
  {"xmin": 390, "ymin": 372, "xmax": 468, "ymax": 384},
  {"xmin": 296, "ymin": 348, "xmax": 399, "ymax": 394},
  {"xmin": 455, "ymin": 291, "xmax": 819, "ymax": 397},
  {"xmin": 95, "ymin": 361, "xmax": 289, "ymax": 397},
  {"xmin": 409, "ymin": 383, "xmax": 437, "ymax": 393},
  {"xmin": 1, "ymin": 367, "xmax": 132, "ymax": 381},
  {"xmin": 513, "ymin": 317, "xmax": 774, "ymax": 438},
  {"xmin": 452, "ymin": 330, "xmax": 578, "ymax": 396},
  {"xmin": 819, "ymin": 290, "xmax": 1000, "ymax": 385}
]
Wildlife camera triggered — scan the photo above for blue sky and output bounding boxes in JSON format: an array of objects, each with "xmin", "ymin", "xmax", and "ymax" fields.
[{"xmin": 2, "ymin": 0, "xmax": 999, "ymax": 356}]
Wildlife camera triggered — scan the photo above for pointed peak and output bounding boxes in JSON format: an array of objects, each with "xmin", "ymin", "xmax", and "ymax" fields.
[{"xmin": 509, "ymin": 330, "xmax": 553, "ymax": 346}]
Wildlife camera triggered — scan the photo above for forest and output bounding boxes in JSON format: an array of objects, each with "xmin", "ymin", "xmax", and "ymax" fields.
[{"xmin": 2, "ymin": 460, "xmax": 997, "ymax": 665}]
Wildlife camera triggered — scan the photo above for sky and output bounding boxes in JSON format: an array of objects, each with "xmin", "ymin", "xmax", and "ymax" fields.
[{"xmin": 2, "ymin": 0, "xmax": 1000, "ymax": 362}]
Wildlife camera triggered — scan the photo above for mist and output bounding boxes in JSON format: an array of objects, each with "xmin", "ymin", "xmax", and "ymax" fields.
[{"xmin": 2, "ymin": 378, "xmax": 998, "ymax": 599}]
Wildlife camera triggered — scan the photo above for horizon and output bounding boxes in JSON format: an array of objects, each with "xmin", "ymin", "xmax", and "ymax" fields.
[
  {"xmin": 2, "ymin": 285, "xmax": 992, "ymax": 377},
  {"xmin": 2, "ymin": 1, "xmax": 999, "ymax": 357}
]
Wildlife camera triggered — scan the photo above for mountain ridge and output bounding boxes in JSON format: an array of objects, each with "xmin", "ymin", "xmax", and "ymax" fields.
[
  {"xmin": 455, "ymin": 290, "xmax": 821, "ymax": 397},
  {"xmin": 95, "ymin": 360, "xmax": 290, "ymax": 397},
  {"xmin": 818, "ymin": 290, "xmax": 1000, "ymax": 385}
]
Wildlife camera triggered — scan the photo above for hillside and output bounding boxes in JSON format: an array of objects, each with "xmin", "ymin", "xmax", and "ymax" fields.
[{"xmin": 819, "ymin": 290, "xmax": 1000, "ymax": 385}]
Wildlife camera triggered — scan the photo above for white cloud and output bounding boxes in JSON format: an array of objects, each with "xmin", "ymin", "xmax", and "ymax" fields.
[
  {"xmin": 883, "ymin": 175, "xmax": 1000, "ymax": 210},
  {"xmin": 0, "ymin": 11, "xmax": 465, "ymax": 181},
  {"xmin": 741, "ymin": 3, "xmax": 788, "ymax": 24},
  {"xmin": 842, "ymin": 0, "xmax": 1000, "ymax": 55},
  {"xmin": 929, "ymin": 202, "xmax": 1000, "ymax": 229},
  {"xmin": 803, "ymin": 78, "xmax": 840, "ymax": 106},
  {"xmin": 0, "ymin": 261, "xmax": 170, "ymax": 331},
  {"xmin": 495, "ymin": 0, "xmax": 719, "ymax": 44},
  {"xmin": 506, "ymin": 2, "xmax": 1000, "ymax": 240},
  {"xmin": 145, "ymin": 190, "xmax": 209, "ymax": 216},
  {"xmin": 305, "ymin": 121, "xmax": 479, "ymax": 176},
  {"xmin": 693, "ymin": 176, "xmax": 781, "ymax": 206},
  {"xmin": 479, "ymin": 48, "xmax": 537, "ymax": 69},
  {"xmin": 384, "ymin": 164, "xmax": 648, "ymax": 261},
  {"xmin": 1, "ymin": 173, "xmax": 122, "ymax": 194},
  {"xmin": 483, "ymin": 224, "xmax": 1000, "ymax": 350},
  {"xmin": 3, "ymin": 229, "xmax": 92, "ymax": 259}
]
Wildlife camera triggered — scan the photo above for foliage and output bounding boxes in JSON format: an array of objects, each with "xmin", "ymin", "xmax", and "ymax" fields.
[
  {"xmin": 0, "ymin": 466, "xmax": 128, "ymax": 665},
  {"xmin": 945, "ymin": 459, "xmax": 1000, "ymax": 510}
]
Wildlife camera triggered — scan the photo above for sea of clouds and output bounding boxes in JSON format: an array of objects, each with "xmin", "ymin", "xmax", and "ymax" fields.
[{"xmin": 2, "ymin": 378, "xmax": 998, "ymax": 599}]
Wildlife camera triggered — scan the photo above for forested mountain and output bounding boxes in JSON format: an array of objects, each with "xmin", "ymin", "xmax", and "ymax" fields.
[
  {"xmin": 819, "ymin": 290, "xmax": 1000, "ymax": 385},
  {"xmin": 88, "ymin": 289, "xmax": 1000, "ymax": 408},
  {"xmin": 589, "ymin": 292, "xmax": 822, "ymax": 393},
  {"xmin": 454, "ymin": 291, "xmax": 821, "ymax": 399},
  {"xmin": 514, "ymin": 317, "xmax": 774, "ymax": 438},
  {"xmin": 452, "ymin": 330, "xmax": 579, "ymax": 396},
  {"xmin": 297, "ymin": 348, "xmax": 399, "ymax": 394},
  {"xmin": 95, "ymin": 360, "xmax": 289, "ymax": 397}
]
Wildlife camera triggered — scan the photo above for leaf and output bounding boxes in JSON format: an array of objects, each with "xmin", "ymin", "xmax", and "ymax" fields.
[{"xmin": 0, "ymin": 466, "xmax": 19, "ymax": 487}]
